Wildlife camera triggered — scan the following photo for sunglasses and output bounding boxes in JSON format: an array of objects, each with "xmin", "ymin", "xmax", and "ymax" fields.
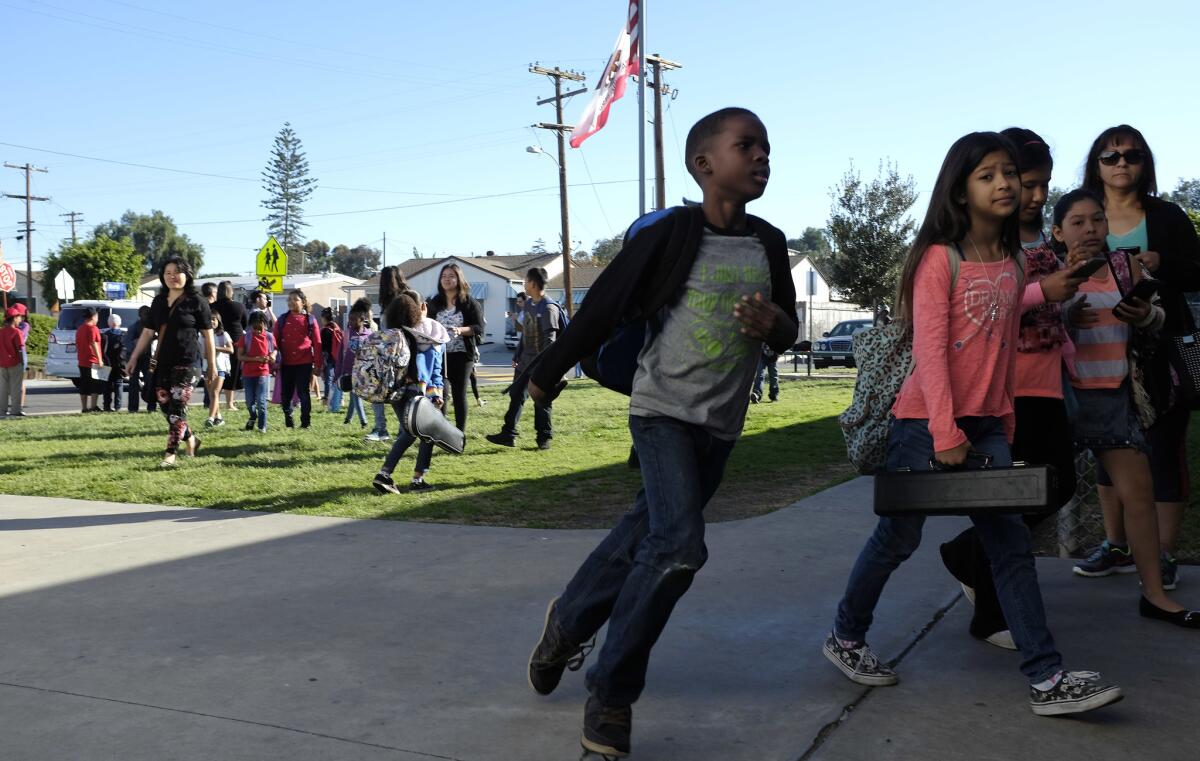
[{"xmin": 1098, "ymin": 149, "xmax": 1145, "ymax": 166}]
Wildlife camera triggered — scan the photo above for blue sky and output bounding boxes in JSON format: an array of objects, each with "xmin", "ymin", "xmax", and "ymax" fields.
[{"xmin": 2, "ymin": 0, "xmax": 1198, "ymax": 275}]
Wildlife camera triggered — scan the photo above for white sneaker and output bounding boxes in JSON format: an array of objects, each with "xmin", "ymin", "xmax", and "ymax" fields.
[{"xmin": 364, "ymin": 431, "xmax": 383, "ymax": 442}]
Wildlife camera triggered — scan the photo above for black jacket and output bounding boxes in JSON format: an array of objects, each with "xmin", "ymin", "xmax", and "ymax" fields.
[
  {"xmin": 213, "ymin": 298, "xmax": 248, "ymax": 341},
  {"xmin": 531, "ymin": 205, "xmax": 799, "ymax": 391},
  {"xmin": 1145, "ymin": 196, "xmax": 1200, "ymax": 335}
]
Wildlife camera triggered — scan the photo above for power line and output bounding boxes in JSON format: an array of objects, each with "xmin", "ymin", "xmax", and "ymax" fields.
[{"xmin": 3, "ymin": 162, "xmax": 50, "ymax": 310}]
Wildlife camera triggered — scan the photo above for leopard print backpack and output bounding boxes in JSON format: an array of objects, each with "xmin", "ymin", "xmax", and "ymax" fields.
[{"xmin": 838, "ymin": 321, "xmax": 914, "ymax": 474}]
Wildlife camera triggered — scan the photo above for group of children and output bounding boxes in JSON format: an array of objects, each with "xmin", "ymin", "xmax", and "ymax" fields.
[{"xmin": 514, "ymin": 110, "xmax": 1197, "ymax": 758}]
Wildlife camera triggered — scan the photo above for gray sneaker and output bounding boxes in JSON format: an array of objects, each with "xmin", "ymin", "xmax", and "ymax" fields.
[
  {"xmin": 1029, "ymin": 670, "xmax": 1123, "ymax": 716},
  {"xmin": 1162, "ymin": 552, "xmax": 1180, "ymax": 591},
  {"xmin": 822, "ymin": 633, "xmax": 898, "ymax": 686}
]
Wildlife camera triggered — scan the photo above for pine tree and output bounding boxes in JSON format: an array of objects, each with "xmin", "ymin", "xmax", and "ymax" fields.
[{"xmin": 261, "ymin": 123, "xmax": 317, "ymax": 273}]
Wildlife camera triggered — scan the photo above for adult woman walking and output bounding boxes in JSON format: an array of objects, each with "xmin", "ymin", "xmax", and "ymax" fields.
[
  {"xmin": 126, "ymin": 256, "xmax": 217, "ymax": 467},
  {"xmin": 272, "ymin": 288, "xmax": 322, "ymax": 429},
  {"xmin": 428, "ymin": 263, "xmax": 484, "ymax": 432},
  {"xmin": 213, "ymin": 280, "xmax": 248, "ymax": 413},
  {"xmin": 1073, "ymin": 125, "xmax": 1200, "ymax": 590}
]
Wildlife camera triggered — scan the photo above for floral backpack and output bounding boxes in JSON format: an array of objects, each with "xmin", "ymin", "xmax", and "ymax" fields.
[
  {"xmin": 839, "ymin": 245, "xmax": 1024, "ymax": 474},
  {"xmin": 352, "ymin": 329, "xmax": 413, "ymax": 403}
]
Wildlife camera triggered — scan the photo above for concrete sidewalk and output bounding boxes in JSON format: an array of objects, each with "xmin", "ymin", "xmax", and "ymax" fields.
[{"xmin": 0, "ymin": 481, "xmax": 1195, "ymax": 761}]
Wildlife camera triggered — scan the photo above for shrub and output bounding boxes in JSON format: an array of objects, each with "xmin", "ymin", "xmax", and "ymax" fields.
[{"xmin": 23, "ymin": 313, "xmax": 54, "ymax": 358}]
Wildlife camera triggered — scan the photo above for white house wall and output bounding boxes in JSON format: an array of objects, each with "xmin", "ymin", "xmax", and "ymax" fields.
[
  {"xmin": 407, "ymin": 261, "xmax": 515, "ymax": 345},
  {"xmin": 789, "ymin": 258, "xmax": 873, "ymax": 343}
]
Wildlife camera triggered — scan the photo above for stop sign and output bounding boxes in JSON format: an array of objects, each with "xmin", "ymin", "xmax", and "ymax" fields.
[{"xmin": 0, "ymin": 262, "xmax": 15, "ymax": 293}]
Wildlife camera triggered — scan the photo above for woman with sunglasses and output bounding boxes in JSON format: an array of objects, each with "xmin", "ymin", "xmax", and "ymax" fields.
[{"xmin": 1074, "ymin": 125, "xmax": 1200, "ymax": 591}]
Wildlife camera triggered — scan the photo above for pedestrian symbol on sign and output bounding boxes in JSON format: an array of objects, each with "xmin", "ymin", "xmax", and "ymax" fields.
[{"xmin": 256, "ymin": 237, "xmax": 288, "ymax": 277}]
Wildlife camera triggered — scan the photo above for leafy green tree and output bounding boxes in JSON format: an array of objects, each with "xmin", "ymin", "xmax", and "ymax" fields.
[
  {"xmin": 261, "ymin": 122, "xmax": 317, "ymax": 272},
  {"xmin": 1042, "ymin": 187, "xmax": 1068, "ymax": 231},
  {"xmin": 787, "ymin": 227, "xmax": 832, "ymax": 256},
  {"xmin": 300, "ymin": 239, "xmax": 332, "ymax": 274},
  {"xmin": 1188, "ymin": 209, "xmax": 1200, "ymax": 238},
  {"xmin": 93, "ymin": 209, "xmax": 205, "ymax": 273},
  {"xmin": 41, "ymin": 236, "xmax": 144, "ymax": 306},
  {"xmin": 330, "ymin": 244, "xmax": 382, "ymax": 279},
  {"xmin": 825, "ymin": 162, "xmax": 917, "ymax": 320},
  {"xmin": 528, "ymin": 238, "xmax": 548, "ymax": 255},
  {"xmin": 1164, "ymin": 178, "xmax": 1200, "ymax": 213},
  {"xmin": 590, "ymin": 232, "xmax": 625, "ymax": 265}
]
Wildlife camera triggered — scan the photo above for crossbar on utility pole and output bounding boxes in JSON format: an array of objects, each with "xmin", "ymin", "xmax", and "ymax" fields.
[
  {"xmin": 61, "ymin": 211, "xmax": 84, "ymax": 244},
  {"xmin": 529, "ymin": 64, "xmax": 586, "ymax": 317},
  {"xmin": 645, "ymin": 54, "xmax": 681, "ymax": 211},
  {"xmin": 4, "ymin": 163, "xmax": 50, "ymax": 312}
]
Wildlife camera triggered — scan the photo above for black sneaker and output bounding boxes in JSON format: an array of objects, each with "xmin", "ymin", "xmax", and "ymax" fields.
[
  {"xmin": 528, "ymin": 597, "xmax": 594, "ymax": 696},
  {"xmin": 1162, "ymin": 552, "xmax": 1180, "ymax": 591},
  {"xmin": 581, "ymin": 696, "xmax": 631, "ymax": 758},
  {"xmin": 486, "ymin": 432, "xmax": 516, "ymax": 447},
  {"xmin": 536, "ymin": 438, "xmax": 552, "ymax": 450},
  {"xmin": 285, "ymin": 414, "xmax": 295, "ymax": 429},
  {"xmin": 300, "ymin": 419, "xmax": 311, "ymax": 429},
  {"xmin": 244, "ymin": 419, "xmax": 255, "ymax": 431},
  {"xmin": 1029, "ymin": 670, "xmax": 1123, "ymax": 716},
  {"xmin": 372, "ymin": 472, "xmax": 401, "ymax": 495},
  {"xmin": 822, "ymin": 632, "xmax": 898, "ymax": 686},
  {"xmin": 1072, "ymin": 540, "xmax": 1136, "ymax": 577},
  {"xmin": 213, "ymin": 417, "xmax": 225, "ymax": 428},
  {"xmin": 409, "ymin": 479, "xmax": 436, "ymax": 492},
  {"xmin": 749, "ymin": 392, "xmax": 761, "ymax": 404}
]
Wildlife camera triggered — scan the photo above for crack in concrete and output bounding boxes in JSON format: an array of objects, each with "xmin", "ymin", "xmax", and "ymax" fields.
[
  {"xmin": 794, "ymin": 593, "xmax": 963, "ymax": 761},
  {"xmin": 0, "ymin": 680, "xmax": 469, "ymax": 760}
]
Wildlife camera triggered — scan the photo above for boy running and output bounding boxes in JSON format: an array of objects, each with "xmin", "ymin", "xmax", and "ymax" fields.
[{"xmin": 524, "ymin": 107, "xmax": 798, "ymax": 758}]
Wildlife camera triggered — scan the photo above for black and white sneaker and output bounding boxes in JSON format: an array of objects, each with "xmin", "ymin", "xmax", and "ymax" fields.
[
  {"xmin": 822, "ymin": 632, "xmax": 898, "ymax": 686},
  {"xmin": 409, "ymin": 479, "xmax": 436, "ymax": 492},
  {"xmin": 528, "ymin": 597, "xmax": 594, "ymax": 696},
  {"xmin": 372, "ymin": 472, "xmax": 401, "ymax": 495},
  {"xmin": 1029, "ymin": 670, "xmax": 1122, "ymax": 716},
  {"xmin": 581, "ymin": 696, "xmax": 631, "ymax": 758}
]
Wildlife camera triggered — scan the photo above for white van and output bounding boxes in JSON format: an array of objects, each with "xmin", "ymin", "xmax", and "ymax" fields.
[{"xmin": 45, "ymin": 300, "xmax": 145, "ymax": 380}]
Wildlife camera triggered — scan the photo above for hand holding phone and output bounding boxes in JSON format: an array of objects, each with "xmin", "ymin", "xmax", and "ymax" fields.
[{"xmin": 1072, "ymin": 258, "xmax": 1108, "ymax": 279}]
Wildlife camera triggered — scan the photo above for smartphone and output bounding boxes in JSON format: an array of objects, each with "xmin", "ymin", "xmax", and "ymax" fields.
[
  {"xmin": 1119, "ymin": 278, "xmax": 1160, "ymax": 305},
  {"xmin": 1072, "ymin": 258, "xmax": 1108, "ymax": 279}
]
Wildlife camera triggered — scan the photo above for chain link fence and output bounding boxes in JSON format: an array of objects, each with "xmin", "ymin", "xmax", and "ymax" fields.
[{"xmin": 1031, "ymin": 452, "xmax": 1106, "ymax": 558}]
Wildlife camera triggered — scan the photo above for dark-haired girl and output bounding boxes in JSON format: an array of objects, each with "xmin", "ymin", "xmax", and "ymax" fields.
[
  {"xmin": 939, "ymin": 128, "xmax": 1088, "ymax": 649},
  {"xmin": 371, "ymin": 293, "xmax": 437, "ymax": 494},
  {"xmin": 366, "ymin": 266, "xmax": 413, "ymax": 442},
  {"xmin": 1073, "ymin": 125, "xmax": 1200, "ymax": 589},
  {"xmin": 428, "ymin": 263, "xmax": 484, "ymax": 431},
  {"xmin": 273, "ymin": 289, "xmax": 322, "ymax": 429},
  {"xmin": 825, "ymin": 133, "xmax": 1121, "ymax": 716},
  {"xmin": 127, "ymin": 256, "xmax": 217, "ymax": 467},
  {"xmin": 1054, "ymin": 190, "xmax": 1198, "ymax": 628}
]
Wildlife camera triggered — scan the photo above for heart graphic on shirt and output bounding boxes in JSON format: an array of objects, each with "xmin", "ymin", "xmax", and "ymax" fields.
[{"xmin": 962, "ymin": 271, "xmax": 1018, "ymax": 329}]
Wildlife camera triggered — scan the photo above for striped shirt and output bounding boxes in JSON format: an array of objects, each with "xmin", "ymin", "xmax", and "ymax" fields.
[{"xmin": 1067, "ymin": 270, "xmax": 1127, "ymax": 389}]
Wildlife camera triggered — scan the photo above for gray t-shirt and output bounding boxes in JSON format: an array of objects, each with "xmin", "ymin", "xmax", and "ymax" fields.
[{"xmin": 630, "ymin": 228, "xmax": 772, "ymax": 439}]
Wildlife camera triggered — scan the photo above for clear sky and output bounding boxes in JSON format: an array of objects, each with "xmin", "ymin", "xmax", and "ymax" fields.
[{"xmin": 2, "ymin": 0, "xmax": 1198, "ymax": 275}]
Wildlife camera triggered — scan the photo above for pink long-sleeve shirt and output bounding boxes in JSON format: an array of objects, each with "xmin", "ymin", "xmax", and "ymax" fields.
[{"xmin": 891, "ymin": 245, "xmax": 1022, "ymax": 452}]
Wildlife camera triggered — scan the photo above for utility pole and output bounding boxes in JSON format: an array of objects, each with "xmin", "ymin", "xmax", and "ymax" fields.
[
  {"xmin": 4, "ymin": 163, "xmax": 50, "ymax": 312},
  {"xmin": 645, "ymin": 54, "xmax": 681, "ymax": 211},
  {"xmin": 382, "ymin": 232, "xmax": 387, "ymax": 268},
  {"xmin": 530, "ymin": 63, "xmax": 586, "ymax": 317},
  {"xmin": 61, "ymin": 211, "xmax": 84, "ymax": 244}
]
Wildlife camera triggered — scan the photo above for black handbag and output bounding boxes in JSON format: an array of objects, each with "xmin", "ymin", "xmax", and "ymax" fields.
[
  {"xmin": 338, "ymin": 373, "xmax": 352, "ymax": 393},
  {"xmin": 1166, "ymin": 301, "xmax": 1200, "ymax": 405},
  {"xmin": 874, "ymin": 455, "xmax": 1058, "ymax": 517}
]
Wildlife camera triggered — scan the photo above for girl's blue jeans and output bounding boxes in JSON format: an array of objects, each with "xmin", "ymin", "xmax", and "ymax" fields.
[
  {"xmin": 833, "ymin": 416, "xmax": 1062, "ymax": 684},
  {"xmin": 243, "ymin": 376, "xmax": 269, "ymax": 430},
  {"xmin": 343, "ymin": 392, "xmax": 367, "ymax": 425}
]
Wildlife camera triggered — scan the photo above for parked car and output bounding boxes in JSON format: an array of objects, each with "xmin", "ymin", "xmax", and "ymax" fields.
[
  {"xmin": 504, "ymin": 331, "xmax": 519, "ymax": 350},
  {"xmin": 810, "ymin": 318, "xmax": 873, "ymax": 369},
  {"xmin": 45, "ymin": 300, "xmax": 144, "ymax": 380}
]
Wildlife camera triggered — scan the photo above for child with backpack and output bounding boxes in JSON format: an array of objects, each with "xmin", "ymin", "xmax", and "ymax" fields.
[
  {"xmin": 522, "ymin": 108, "xmax": 799, "ymax": 757},
  {"xmin": 368, "ymin": 293, "xmax": 439, "ymax": 494},
  {"xmin": 272, "ymin": 289, "xmax": 322, "ymax": 429},
  {"xmin": 826, "ymin": 132, "xmax": 1122, "ymax": 717},
  {"xmin": 338, "ymin": 299, "xmax": 373, "ymax": 429},
  {"xmin": 238, "ymin": 311, "xmax": 276, "ymax": 432}
]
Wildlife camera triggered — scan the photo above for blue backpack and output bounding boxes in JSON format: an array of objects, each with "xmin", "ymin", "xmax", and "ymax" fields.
[{"xmin": 579, "ymin": 208, "xmax": 673, "ymax": 395}]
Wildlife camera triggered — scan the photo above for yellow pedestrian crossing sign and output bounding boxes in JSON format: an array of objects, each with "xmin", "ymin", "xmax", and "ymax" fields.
[
  {"xmin": 256, "ymin": 236, "xmax": 288, "ymax": 277},
  {"xmin": 257, "ymin": 275, "xmax": 283, "ymax": 294}
]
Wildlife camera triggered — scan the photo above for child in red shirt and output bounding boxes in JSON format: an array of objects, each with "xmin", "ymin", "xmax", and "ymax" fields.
[
  {"xmin": 74, "ymin": 307, "xmax": 104, "ymax": 413},
  {"xmin": 0, "ymin": 307, "xmax": 25, "ymax": 416}
]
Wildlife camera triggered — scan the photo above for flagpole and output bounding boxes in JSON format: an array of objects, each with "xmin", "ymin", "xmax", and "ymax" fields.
[{"xmin": 637, "ymin": 0, "xmax": 646, "ymax": 216}]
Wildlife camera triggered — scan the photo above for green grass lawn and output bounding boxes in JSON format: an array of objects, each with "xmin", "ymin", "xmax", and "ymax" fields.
[{"xmin": 0, "ymin": 379, "xmax": 858, "ymax": 529}]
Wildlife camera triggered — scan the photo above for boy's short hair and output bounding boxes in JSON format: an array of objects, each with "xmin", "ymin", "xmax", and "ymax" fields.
[
  {"xmin": 248, "ymin": 310, "xmax": 268, "ymax": 329},
  {"xmin": 685, "ymin": 107, "xmax": 760, "ymax": 181},
  {"xmin": 138, "ymin": 305, "xmax": 151, "ymax": 319},
  {"xmin": 201, "ymin": 282, "xmax": 217, "ymax": 298},
  {"xmin": 525, "ymin": 268, "xmax": 547, "ymax": 290},
  {"xmin": 82, "ymin": 307, "xmax": 98, "ymax": 320}
]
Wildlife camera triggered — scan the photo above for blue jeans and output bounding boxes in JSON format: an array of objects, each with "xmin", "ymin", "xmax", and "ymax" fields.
[
  {"xmin": 343, "ymin": 392, "xmax": 367, "ymax": 425},
  {"xmin": 554, "ymin": 415, "xmax": 737, "ymax": 705},
  {"xmin": 322, "ymin": 360, "xmax": 343, "ymax": 412},
  {"xmin": 371, "ymin": 402, "xmax": 389, "ymax": 437},
  {"xmin": 833, "ymin": 416, "xmax": 1062, "ymax": 683},
  {"xmin": 243, "ymin": 375, "xmax": 269, "ymax": 429},
  {"xmin": 381, "ymin": 400, "xmax": 434, "ymax": 476},
  {"xmin": 752, "ymin": 355, "xmax": 779, "ymax": 399}
]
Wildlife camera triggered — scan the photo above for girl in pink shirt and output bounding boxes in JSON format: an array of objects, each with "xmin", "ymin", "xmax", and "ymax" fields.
[
  {"xmin": 826, "ymin": 132, "xmax": 1121, "ymax": 717},
  {"xmin": 938, "ymin": 128, "xmax": 1089, "ymax": 648}
]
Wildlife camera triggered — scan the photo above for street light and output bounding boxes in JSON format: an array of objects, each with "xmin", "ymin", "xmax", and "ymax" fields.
[{"xmin": 525, "ymin": 145, "xmax": 558, "ymax": 165}]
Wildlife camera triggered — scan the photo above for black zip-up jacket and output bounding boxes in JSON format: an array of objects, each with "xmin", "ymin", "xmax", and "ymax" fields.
[
  {"xmin": 1145, "ymin": 196, "xmax": 1200, "ymax": 336},
  {"xmin": 531, "ymin": 205, "xmax": 799, "ymax": 392}
]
